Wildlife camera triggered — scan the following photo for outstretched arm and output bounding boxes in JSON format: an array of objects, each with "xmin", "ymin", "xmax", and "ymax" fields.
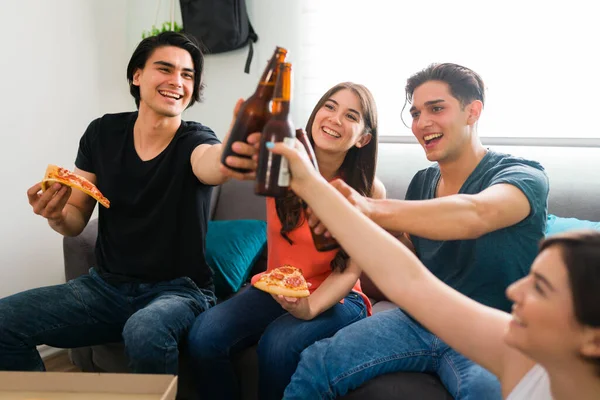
[
  {"xmin": 321, "ymin": 179, "xmax": 531, "ymax": 241},
  {"xmin": 190, "ymin": 99, "xmax": 260, "ymax": 185},
  {"xmin": 267, "ymin": 140, "xmax": 517, "ymax": 379}
]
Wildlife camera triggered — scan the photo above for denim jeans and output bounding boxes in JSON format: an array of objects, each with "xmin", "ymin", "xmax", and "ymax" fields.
[
  {"xmin": 0, "ymin": 268, "xmax": 216, "ymax": 374},
  {"xmin": 284, "ymin": 307, "xmax": 502, "ymax": 400},
  {"xmin": 187, "ymin": 286, "xmax": 367, "ymax": 400}
]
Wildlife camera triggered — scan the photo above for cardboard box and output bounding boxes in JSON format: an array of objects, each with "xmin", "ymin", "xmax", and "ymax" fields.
[{"xmin": 0, "ymin": 371, "xmax": 177, "ymax": 400}]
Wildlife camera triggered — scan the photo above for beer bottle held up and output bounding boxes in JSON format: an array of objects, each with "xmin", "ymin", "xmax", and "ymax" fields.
[
  {"xmin": 255, "ymin": 62, "xmax": 295, "ymax": 197},
  {"xmin": 220, "ymin": 47, "xmax": 288, "ymax": 173},
  {"xmin": 296, "ymin": 129, "xmax": 341, "ymax": 252}
]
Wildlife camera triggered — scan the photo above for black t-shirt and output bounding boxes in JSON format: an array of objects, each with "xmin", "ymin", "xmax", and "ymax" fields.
[{"xmin": 75, "ymin": 112, "xmax": 220, "ymax": 288}]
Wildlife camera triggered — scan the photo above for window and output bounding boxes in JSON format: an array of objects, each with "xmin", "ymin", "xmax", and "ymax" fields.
[{"xmin": 295, "ymin": 0, "xmax": 599, "ymax": 143}]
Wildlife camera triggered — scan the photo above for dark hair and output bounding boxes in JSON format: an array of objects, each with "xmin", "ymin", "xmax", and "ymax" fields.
[
  {"xmin": 126, "ymin": 31, "xmax": 205, "ymax": 109},
  {"xmin": 540, "ymin": 230, "xmax": 600, "ymax": 374},
  {"xmin": 275, "ymin": 82, "xmax": 379, "ymax": 272},
  {"xmin": 401, "ymin": 63, "xmax": 485, "ymax": 125}
]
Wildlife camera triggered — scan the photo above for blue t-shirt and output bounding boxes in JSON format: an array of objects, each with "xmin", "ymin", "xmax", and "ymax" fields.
[{"xmin": 405, "ymin": 151, "xmax": 549, "ymax": 312}]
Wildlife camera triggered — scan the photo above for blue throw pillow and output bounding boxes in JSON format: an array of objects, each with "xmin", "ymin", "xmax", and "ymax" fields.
[
  {"xmin": 205, "ymin": 220, "xmax": 267, "ymax": 297},
  {"xmin": 545, "ymin": 214, "xmax": 600, "ymax": 237}
]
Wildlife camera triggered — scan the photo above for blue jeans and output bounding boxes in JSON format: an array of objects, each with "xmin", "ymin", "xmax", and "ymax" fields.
[
  {"xmin": 0, "ymin": 268, "xmax": 216, "ymax": 374},
  {"xmin": 284, "ymin": 307, "xmax": 502, "ymax": 400},
  {"xmin": 187, "ymin": 286, "xmax": 367, "ymax": 400}
]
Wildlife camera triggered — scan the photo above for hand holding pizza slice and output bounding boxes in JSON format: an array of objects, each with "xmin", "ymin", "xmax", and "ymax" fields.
[
  {"xmin": 41, "ymin": 164, "xmax": 110, "ymax": 208},
  {"xmin": 252, "ymin": 265, "xmax": 310, "ymax": 298}
]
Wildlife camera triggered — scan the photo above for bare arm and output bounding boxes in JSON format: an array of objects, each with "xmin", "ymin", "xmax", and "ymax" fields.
[
  {"xmin": 332, "ymin": 180, "xmax": 531, "ymax": 240},
  {"xmin": 27, "ymin": 167, "xmax": 97, "ymax": 237},
  {"xmin": 191, "ymin": 99, "xmax": 260, "ymax": 185}
]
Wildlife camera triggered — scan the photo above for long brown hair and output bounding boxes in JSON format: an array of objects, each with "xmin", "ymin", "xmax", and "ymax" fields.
[{"xmin": 275, "ymin": 82, "xmax": 379, "ymax": 272}]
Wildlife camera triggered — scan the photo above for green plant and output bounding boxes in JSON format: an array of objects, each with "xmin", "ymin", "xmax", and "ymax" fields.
[{"xmin": 142, "ymin": 21, "xmax": 183, "ymax": 39}]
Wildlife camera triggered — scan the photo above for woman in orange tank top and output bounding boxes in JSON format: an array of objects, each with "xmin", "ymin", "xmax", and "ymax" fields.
[{"xmin": 188, "ymin": 82, "xmax": 385, "ymax": 400}]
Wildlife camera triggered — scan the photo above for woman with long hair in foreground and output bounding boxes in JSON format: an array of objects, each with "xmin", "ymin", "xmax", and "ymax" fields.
[{"xmin": 267, "ymin": 140, "xmax": 600, "ymax": 400}]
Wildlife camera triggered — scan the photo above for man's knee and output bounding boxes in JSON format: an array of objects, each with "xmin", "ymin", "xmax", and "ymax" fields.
[
  {"xmin": 0, "ymin": 296, "xmax": 30, "ymax": 346},
  {"xmin": 122, "ymin": 311, "xmax": 176, "ymax": 359}
]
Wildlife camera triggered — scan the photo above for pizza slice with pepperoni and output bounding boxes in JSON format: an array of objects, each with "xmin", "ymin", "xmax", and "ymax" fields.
[
  {"xmin": 253, "ymin": 265, "xmax": 310, "ymax": 298},
  {"xmin": 41, "ymin": 164, "xmax": 110, "ymax": 208}
]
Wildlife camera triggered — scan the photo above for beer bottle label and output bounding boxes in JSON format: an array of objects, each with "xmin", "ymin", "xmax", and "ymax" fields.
[{"xmin": 277, "ymin": 137, "xmax": 295, "ymax": 187}]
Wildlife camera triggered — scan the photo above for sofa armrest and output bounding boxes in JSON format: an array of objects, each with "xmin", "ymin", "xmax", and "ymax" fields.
[{"xmin": 63, "ymin": 218, "xmax": 98, "ymax": 281}]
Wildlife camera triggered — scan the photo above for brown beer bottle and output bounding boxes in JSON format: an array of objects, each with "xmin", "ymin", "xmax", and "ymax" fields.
[
  {"xmin": 255, "ymin": 62, "xmax": 295, "ymax": 197},
  {"xmin": 295, "ymin": 129, "xmax": 341, "ymax": 252},
  {"xmin": 220, "ymin": 47, "xmax": 288, "ymax": 173}
]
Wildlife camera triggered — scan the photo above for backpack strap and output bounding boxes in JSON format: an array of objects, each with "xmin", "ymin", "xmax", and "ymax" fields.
[{"xmin": 244, "ymin": 21, "xmax": 259, "ymax": 74}]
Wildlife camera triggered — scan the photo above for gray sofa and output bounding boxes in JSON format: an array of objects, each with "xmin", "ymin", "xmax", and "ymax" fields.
[{"xmin": 63, "ymin": 143, "xmax": 600, "ymax": 399}]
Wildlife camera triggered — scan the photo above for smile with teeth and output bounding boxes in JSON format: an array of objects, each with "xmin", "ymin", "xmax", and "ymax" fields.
[
  {"xmin": 159, "ymin": 90, "xmax": 182, "ymax": 100},
  {"xmin": 424, "ymin": 133, "xmax": 443, "ymax": 143},
  {"xmin": 322, "ymin": 127, "xmax": 341, "ymax": 138}
]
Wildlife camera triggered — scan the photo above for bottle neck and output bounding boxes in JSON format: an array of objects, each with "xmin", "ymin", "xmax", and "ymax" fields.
[
  {"xmin": 254, "ymin": 82, "xmax": 276, "ymax": 99},
  {"xmin": 255, "ymin": 49, "xmax": 286, "ymax": 99},
  {"xmin": 271, "ymin": 100, "xmax": 290, "ymax": 116}
]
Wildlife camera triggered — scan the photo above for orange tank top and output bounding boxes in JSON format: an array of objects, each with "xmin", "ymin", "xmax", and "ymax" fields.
[{"xmin": 251, "ymin": 197, "xmax": 372, "ymax": 316}]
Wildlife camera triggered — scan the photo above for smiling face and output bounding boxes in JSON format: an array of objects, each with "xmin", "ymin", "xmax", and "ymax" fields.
[
  {"xmin": 409, "ymin": 80, "xmax": 481, "ymax": 163},
  {"xmin": 132, "ymin": 45, "xmax": 195, "ymax": 118},
  {"xmin": 310, "ymin": 88, "xmax": 371, "ymax": 154},
  {"xmin": 505, "ymin": 246, "xmax": 590, "ymax": 366}
]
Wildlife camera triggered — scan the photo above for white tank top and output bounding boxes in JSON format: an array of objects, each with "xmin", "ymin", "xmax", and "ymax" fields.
[{"xmin": 506, "ymin": 364, "xmax": 552, "ymax": 400}]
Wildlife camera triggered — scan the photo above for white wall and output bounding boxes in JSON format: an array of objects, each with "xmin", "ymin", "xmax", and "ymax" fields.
[
  {"xmin": 0, "ymin": 0, "xmax": 130, "ymax": 298},
  {"xmin": 0, "ymin": 0, "xmax": 302, "ymax": 298}
]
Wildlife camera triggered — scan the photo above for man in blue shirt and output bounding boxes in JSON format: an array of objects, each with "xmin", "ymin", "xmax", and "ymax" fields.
[{"xmin": 284, "ymin": 63, "xmax": 549, "ymax": 399}]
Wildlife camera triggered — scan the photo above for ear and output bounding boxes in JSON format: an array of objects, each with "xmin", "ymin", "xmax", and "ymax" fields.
[
  {"xmin": 580, "ymin": 327, "xmax": 600, "ymax": 358},
  {"xmin": 356, "ymin": 133, "xmax": 372, "ymax": 148},
  {"xmin": 132, "ymin": 68, "xmax": 142, "ymax": 87},
  {"xmin": 466, "ymin": 100, "xmax": 483, "ymax": 125}
]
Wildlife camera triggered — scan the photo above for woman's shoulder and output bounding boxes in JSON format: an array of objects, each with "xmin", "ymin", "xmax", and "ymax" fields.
[{"xmin": 372, "ymin": 177, "xmax": 386, "ymax": 199}]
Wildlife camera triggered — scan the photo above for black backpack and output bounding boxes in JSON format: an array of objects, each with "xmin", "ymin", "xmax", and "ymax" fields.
[{"xmin": 179, "ymin": 0, "xmax": 258, "ymax": 73}]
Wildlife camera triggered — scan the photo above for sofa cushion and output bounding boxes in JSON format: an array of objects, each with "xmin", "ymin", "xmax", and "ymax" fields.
[
  {"xmin": 340, "ymin": 372, "xmax": 453, "ymax": 400},
  {"xmin": 545, "ymin": 214, "xmax": 600, "ymax": 236},
  {"xmin": 206, "ymin": 219, "xmax": 267, "ymax": 298}
]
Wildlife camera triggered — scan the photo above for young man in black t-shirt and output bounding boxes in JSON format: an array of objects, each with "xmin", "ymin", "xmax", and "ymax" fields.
[{"xmin": 0, "ymin": 32, "xmax": 257, "ymax": 374}]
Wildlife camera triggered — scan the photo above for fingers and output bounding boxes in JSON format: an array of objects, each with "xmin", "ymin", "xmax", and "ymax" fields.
[
  {"xmin": 31, "ymin": 183, "xmax": 61, "ymax": 214},
  {"xmin": 223, "ymin": 154, "xmax": 257, "ymax": 172},
  {"xmin": 312, "ymin": 221, "xmax": 328, "ymax": 235},
  {"xmin": 330, "ymin": 179, "xmax": 352, "ymax": 196},
  {"xmin": 246, "ymin": 132, "xmax": 261, "ymax": 146},
  {"xmin": 46, "ymin": 186, "xmax": 72, "ymax": 216},
  {"xmin": 231, "ymin": 140, "xmax": 258, "ymax": 157},
  {"xmin": 219, "ymin": 164, "xmax": 256, "ymax": 181},
  {"xmin": 306, "ymin": 209, "xmax": 320, "ymax": 228},
  {"xmin": 274, "ymin": 294, "xmax": 299, "ymax": 306},
  {"xmin": 26, "ymin": 183, "xmax": 43, "ymax": 205},
  {"xmin": 32, "ymin": 183, "xmax": 70, "ymax": 219},
  {"xmin": 305, "ymin": 207, "xmax": 331, "ymax": 236}
]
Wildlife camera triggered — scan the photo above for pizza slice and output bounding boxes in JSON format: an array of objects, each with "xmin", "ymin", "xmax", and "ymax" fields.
[
  {"xmin": 253, "ymin": 265, "xmax": 310, "ymax": 298},
  {"xmin": 41, "ymin": 164, "xmax": 110, "ymax": 208}
]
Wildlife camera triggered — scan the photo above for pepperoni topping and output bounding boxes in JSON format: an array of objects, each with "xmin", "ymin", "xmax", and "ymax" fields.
[
  {"xmin": 270, "ymin": 272, "xmax": 285, "ymax": 281},
  {"xmin": 54, "ymin": 167, "xmax": 106, "ymax": 200},
  {"xmin": 277, "ymin": 266, "xmax": 297, "ymax": 275},
  {"xmin": 284, "ymin": 276, "xmax": 305, "ymax": 289}
]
